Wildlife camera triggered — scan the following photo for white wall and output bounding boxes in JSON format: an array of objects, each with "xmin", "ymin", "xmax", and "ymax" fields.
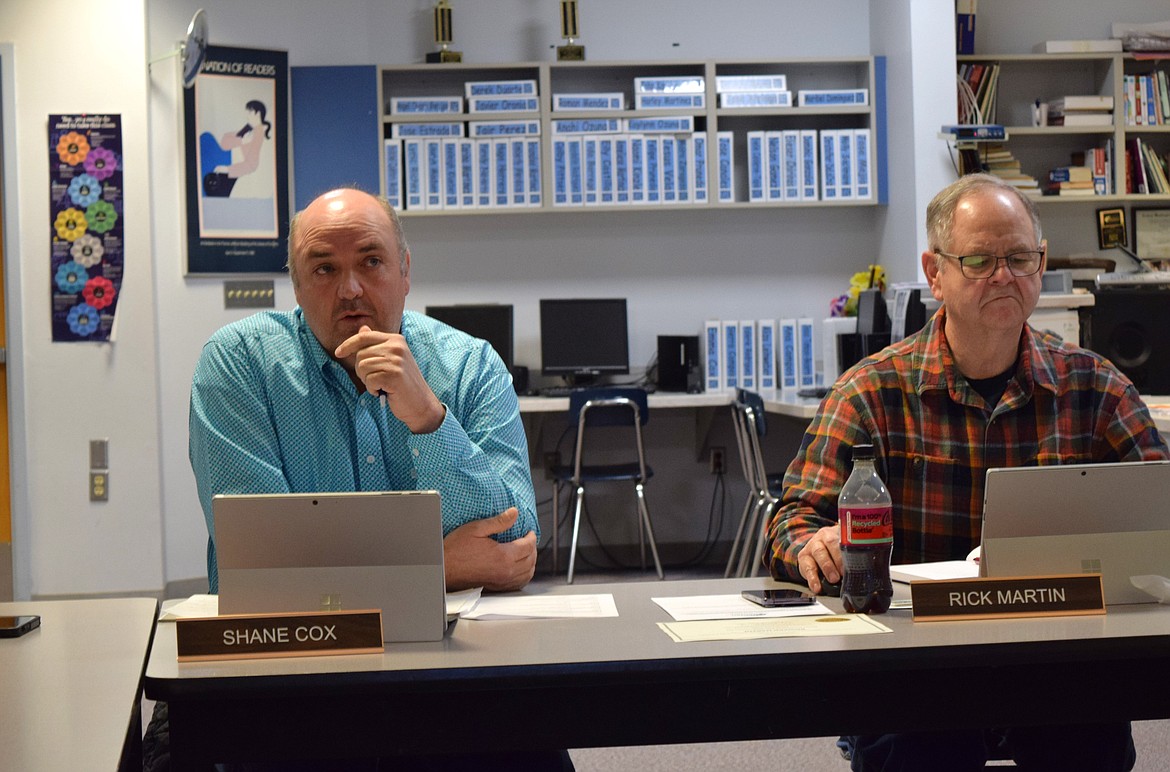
[
  {"xmin": 1, "ymin": 0, "xmax": 163, "ymax": 598},
  {"xmin": 2, "ymin": 0, "xmax": 955, "ymax": 596}
]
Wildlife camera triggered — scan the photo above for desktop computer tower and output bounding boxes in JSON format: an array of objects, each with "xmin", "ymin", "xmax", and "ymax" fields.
[
  {"xmin": 657, "ymin": 335, "xmax": 701, "ymax": 393},
  {"xmin": 1087, "ymin": 289, "xmax": 1170, "ymax": 394}
]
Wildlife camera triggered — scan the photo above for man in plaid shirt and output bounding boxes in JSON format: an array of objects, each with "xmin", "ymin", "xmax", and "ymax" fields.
[{"xmin": 768, "ymin": 173, "xmax": 1166, "ymax": 771}]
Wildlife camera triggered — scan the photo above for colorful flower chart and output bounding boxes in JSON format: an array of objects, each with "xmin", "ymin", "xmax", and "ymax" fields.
[{"xmin": 50, "ymin": 114, "xmax": 123, "ymax": 342}]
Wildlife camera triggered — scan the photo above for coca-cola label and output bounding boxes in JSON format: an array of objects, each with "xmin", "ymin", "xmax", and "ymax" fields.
[{"xmin": 841, "ymin": 505, "xmax": 893, "ymax": 546}]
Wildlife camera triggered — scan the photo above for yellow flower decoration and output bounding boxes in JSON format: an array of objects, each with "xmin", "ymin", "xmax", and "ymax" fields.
[
  {"xmin": 56, "ymin": 131, "xmax": 91, "ymax": 166},
  {"xmin": 54, "ymin": 208, "xmax": 88, "ymax": 242},
  {"xmin": 844, "ymin": 264, "xmax": 886, "ymax": 316}
]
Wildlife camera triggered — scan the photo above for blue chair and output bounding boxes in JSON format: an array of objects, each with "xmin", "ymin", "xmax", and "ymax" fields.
[
  {"xmin": 724, "ymin": 389, "xmax": 784, "ymax": 578},
  {"xmin": 550, "ymin": 387, "xmax": 664, "ymax": 584}
]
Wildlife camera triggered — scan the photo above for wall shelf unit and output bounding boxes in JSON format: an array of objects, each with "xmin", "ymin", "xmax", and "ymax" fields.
[
  {"xmin": 379, "ymin": 57, "xmax": 886, "ymax": 215},
  {"xmin": 957, "ymin": 53, "xmax": 1170, "ymax": 204}
]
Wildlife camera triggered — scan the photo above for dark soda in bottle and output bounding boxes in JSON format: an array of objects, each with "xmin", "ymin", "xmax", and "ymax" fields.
[{"xmin": 839, "ymin": 444, "xmax": 893, "ymax": 614}]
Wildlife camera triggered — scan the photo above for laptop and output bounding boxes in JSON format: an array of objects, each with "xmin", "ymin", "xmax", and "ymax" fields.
[
  {"xmin": 214, "ymin": 490, "xmax": 447, "ymax": 641},
  {"xmin": 979, "ymin": 460, "xmax": 1170, "ymax": 605}
]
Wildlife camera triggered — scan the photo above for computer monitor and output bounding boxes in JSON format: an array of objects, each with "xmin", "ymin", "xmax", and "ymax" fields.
[
  {"xmin": 425, "ymin": 304, "xmax": 514, "ymax": 370},
  {"xmin": 540, "ymin": 298, "xmax": 629, "ymax": 384}
]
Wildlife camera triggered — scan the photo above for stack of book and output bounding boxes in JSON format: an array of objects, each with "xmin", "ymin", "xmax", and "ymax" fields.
[
  {"xmin": 1123, "ymin": 72, "xmax": 1170, "ymax": 126},
  {"xmin": 715, "ymin": 74, "xmax": 792, "ymax": 109},
  {"xmin": 957, "ymin": 61, "xmax": 1000, "ymax": 124},
  {"xmin": 980, "ymin": 145, "xmax": 1039, "ymax": 192},
  {"xmin": 1044, "ymin": 165, "xmax": 1096, "ymax": 197},
  {"xmin": 1046, "ymin": 95, "xmax": 1114, "ymax": 127},
  {"xmin": 1126, "ymin": 137, "xmax": 1170, "ymax": 195}
]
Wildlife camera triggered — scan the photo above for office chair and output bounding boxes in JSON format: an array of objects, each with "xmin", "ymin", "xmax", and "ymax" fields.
[
  {"xmin": 550, "ymin": 387, "xmax": 664, "ymax": 584},
  {"xmin": 724, "ymin": 389, "xmax": 784, "ymax": 578}
]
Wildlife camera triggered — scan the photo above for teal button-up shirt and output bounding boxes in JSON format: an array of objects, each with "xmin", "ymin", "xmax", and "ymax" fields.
[{"xmin": 190, "ymin": 309, "xmax": 536, "ymax": 592}]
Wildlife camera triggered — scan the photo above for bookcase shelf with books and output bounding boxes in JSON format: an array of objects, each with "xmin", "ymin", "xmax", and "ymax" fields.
[
  {"xmin": 378, "ymin": 57, "xmax": 886, "ymax": 215},
  {"xmin": 957, "ymin": 53, "xmax": 1170, "ymax": 202}
]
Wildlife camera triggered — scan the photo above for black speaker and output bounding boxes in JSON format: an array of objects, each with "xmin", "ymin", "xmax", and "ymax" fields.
[
  {"xmin": 1087, "ymin": 289, "xmax": 1170, "ymax": 394},
  {"xmin": 657, "ymin": 335, "xmax": 701, "ymax": 393}
]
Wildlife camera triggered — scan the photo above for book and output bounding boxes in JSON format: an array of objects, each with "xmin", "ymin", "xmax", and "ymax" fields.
[
  {"xmin": 384, "ymin": 139, "xmax": 401, "ymax": 210},
  {"xmin": 552, "ymin": 137, "xmax": 569, "ymax": 206},
  {"xmin": 625, "ymin": 116, "xmax": 695, "ymax": 133},
  {"xmin": 468, "ymin": 120, "xmax": 541, "ymax": 137},
  {"xmin": 634, "ymin": 92, "xmax": 704, "ymax": 110},
  {"xmin": 854, "ymin": 128, "xmax": 873, "ymax": 200},
  {"xmin": 837, "ymin": 130, "xmax": 854, "ymax": 199},
  {"xmin": 1048, "ymin": 166, "xmax": 1092, "ymax": 183},
  {"xmin": 758, "ymin": 319, "xmax": 777, "ymax": 394},
  {"xmin": 799, "ymin": 130, "xmax": 819, "ymax": 200},
  {"xmin": 955, "ymin": 0, "xmax": 976, "ymax": 55},
  {"xmin": 797, "ymin": 318, "xmax": 816, "ymax": 389},
  {"xmin": 820, "ymin": 130, "xmax": 839, "ymax": 200},
  {"xmin": 691, "ymin": 133, "xmax": 708, "ymax": 204},
  {"xmin": 739, "ymin": 321, "xmax": 756, "ymax": 391},
  {"xmin": 661, "ymin": 135, "xmax": 677, "ymax": 203},
  {"xmin": 675, "ymin": 136, "xmax": 691, "ymax": 203},
  {"xmin": 747, "ymin": 130, "xmax": 766, "ymax": 202},
  {"xmin": 476, "ymin": 140, "xmax": 493, "ymax": 207},
  {"xmin": 704, "ymin": 320, "xmax": 723, "ymax": 393},
  {"xmin": 1048, "ymin": 112, "xmax": 1113, "ymax": 127},
  {"xmin": 468, "ymin": 96, "xmax": 539, "ymax": 113},
  {"xmin": 391, "ymin": 122, "xmax": 464, "ymax": 139},
  {"xmin": 798, "ymin": 89, "xmax": 868, "ymax": 107},
  {"xmin": 615, "ymin": 135, "xmax": 631, "ymax": 204},
  {"xmin": 509, "ymin": 137, "xmax": 527, "ymax": 206},
  {"xmin": 1034, "ymin": 39, "xmax": 1122, "ymax": 54},
  {"xmin": 598, "ymin": 136, "xmax": 615, "ymax": 205},
  {"xmin": 717, "ymin": 131, "xmax": 734, "ymax": 203},
  {"xmin": 722, "ymin": 321, "xmax": 740, "ymax": 391},
  {"xmin": 526, "ymin": 137, "xmax": 542, "ymax": 207},
  {"xmin": 765, "ymin": 131, "xmax": 783, "ymax": 201},
  {"xmin": 782, "ymin": 130, "xmax": 801, "ymax": 200},
  {"xmin": 493, "ymin": 138, "xmax": 510, "ymax": 207},
  {"xmin": 390, "ymin": 96, "xmax": 461, "ymax": 115},
  {"xmin": 442, "ymin": 138, "xmax": 460, "ymax": 209},
  {"xmin": 465, "ymin": 79, "xmax": 537, "ymax": 98},
  {"xmin": 552, "ymin": 93, "xmax": 624, "ymax": 111},
  {"xmin": 779, "ymin": 319, "xmax": 798, "ymax": 391},
  {"xmin": 634, "ymin": 76, "xmax": 704, "ymax": 94},
  {"xmin": 715, "ymin": 74, "xmax": 787, "ymax": 92},
  {"xmin": 459, "ymin": 139, "xmax": 475, "ymax": 208},
  {"xmin": 424, "ymin": 137, "xmax": 443, "ymax": 209},
  {"xmin": 1048, "ymin": 95, "xmax": 1114, "ymax": 112},
  {"xmin": 583, "ymin": 135, "xmax": 599, "ymax": 205},
  {"xmin": 645, "ymin": 135, "xmax": 662, "ymax": 204},
  {"xmin": 630, "ymin": 136, "xmax": 645, "ymax": 204},
  {"xmin": 567, "ymin": 137, "xmax": 584, "ymax": 205},
  {"xmin": 719, "ymin": 91, "xmax": 793, "ymax": 109}
]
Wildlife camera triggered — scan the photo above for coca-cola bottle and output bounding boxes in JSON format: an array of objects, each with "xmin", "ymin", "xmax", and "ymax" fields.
[{"xmin": 839, "ymin": 444, "xmax": 893, "ymax": 614}]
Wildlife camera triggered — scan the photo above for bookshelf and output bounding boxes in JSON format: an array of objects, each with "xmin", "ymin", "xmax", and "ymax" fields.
[
  {"xmin": 379, "ymin": 57, "xmax": 886, "ymax": 215},
  {"xmin": 956, "ymin": 53, "xmax": 1170, "ymax": 202}
]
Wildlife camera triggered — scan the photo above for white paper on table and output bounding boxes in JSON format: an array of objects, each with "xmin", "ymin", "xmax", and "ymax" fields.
[
  {"xmin": 159, "ymin": 594, "xmax": 220, "ymax": 621},
  {"xmin": 890, "ymin": 560, "xmax": 979, "ymax": 584},
  {"xmin": 652, "ymin": 594, "xmax": 831, "ymax": 621},
  {"xmin": 446, "ymin": 587, "xmax": 483, "ymax": 617},
  {"xmin": 461, "ymin": 593, "xmax": 618, "ymax": 620},
  {"xmin": 657, "ymin": 613, "xmax": 891, "ymax": 643}
]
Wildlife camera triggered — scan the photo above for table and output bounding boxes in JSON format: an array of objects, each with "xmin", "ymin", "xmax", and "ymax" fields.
[
  {"xmin": 1, "ymin": 597, "xmax": 158, "ymax": 772},
  {"xmin": 145, "ymin": 577, "xmax": 1170, "ymax": 769}
]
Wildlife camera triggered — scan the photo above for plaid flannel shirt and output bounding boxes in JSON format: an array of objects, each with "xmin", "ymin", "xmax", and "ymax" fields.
[{"xmin": 768, "ymin": 307, "xmax": 1168, "ymax": 582}]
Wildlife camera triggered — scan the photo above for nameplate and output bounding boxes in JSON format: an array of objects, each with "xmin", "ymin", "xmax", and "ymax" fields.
[
  {"xmin": 176, "ymin": 610, "xmax": 384, "ymax": 661},
  {"xmin": 910, "ymin": 574, "xmax": 1105, "ymax": 621}
]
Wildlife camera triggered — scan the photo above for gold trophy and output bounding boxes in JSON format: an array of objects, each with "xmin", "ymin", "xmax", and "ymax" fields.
[
  {"xmin": 556, "ymin": 0, "xmax": 585, "ymax": 61},
  {"xmin": 426, "ymin": 0, "xmax": 462, "ymax": 63}
]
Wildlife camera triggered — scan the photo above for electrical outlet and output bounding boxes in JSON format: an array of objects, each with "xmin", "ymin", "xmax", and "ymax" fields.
[
  {"xmin": 709, "ymin": 447, "xmax": 726, "ymax": 475},
  {"xmin": 90, "ymin": 471, "xmax": 109, "ymax": 502},
  {"xmin": 543, "ymin": 451, "xmax": 561, "ymax": 480}
]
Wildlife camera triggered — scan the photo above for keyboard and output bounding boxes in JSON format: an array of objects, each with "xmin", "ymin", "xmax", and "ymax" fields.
[
  {"xmin": 538, "ymin": 386, "xmax": 577, "ymax": 397},
  {"xmin": 1095, "ymin": 271, "xmax": 1170, "ymax": 288}
]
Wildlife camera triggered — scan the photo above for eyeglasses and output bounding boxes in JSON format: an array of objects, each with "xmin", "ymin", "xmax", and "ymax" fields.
[{"xmin": 935, "ymin": 249, "xmax": 1045, "ymax": 280}]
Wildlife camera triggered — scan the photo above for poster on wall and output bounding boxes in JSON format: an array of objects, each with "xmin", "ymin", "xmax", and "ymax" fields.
[
  {"xmin": 184, "ymin": 45, "xmax": 289, "ymax": 274},
  {"xmin": 50, "ymin": 114, "xmax": 123, "ymax": 343}
]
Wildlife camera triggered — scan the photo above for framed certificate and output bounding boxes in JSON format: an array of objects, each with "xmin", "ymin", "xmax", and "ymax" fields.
[{"xmin": 1132, "ymin": 207, "xmax": 1170, "ymax": 261}]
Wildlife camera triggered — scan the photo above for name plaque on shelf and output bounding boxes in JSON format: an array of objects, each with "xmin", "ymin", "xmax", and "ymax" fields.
[
  {"xmin": 910, "ymin": 574, "xmax": 1104, "ymax": 622},
  {"xmin": 177, "ymin": 609, "xmax": 384, "ymax": 661}
]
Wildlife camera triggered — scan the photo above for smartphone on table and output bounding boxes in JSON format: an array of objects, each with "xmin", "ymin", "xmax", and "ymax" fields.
[
  {"xmin": 741, "ymin": 589, "xmax": 816, "ymax": 607},
  {"xmin": 0, "ymin": 615, "xmax": 40, "ymax": 638}
]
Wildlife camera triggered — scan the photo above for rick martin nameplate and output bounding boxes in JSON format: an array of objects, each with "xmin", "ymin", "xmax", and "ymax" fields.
[{"xmin": 910, "ymin": 574, "xmax": 1105, "ymax": 622}]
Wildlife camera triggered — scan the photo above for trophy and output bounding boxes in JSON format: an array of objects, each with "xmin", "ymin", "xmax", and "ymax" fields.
[
  {"xmin": 556, "ymin": 0, "xmax": 585, "ymax": 61},
  {"xmin": 426, "ymin": 0, "xmax": 462, "ymax": 63}
]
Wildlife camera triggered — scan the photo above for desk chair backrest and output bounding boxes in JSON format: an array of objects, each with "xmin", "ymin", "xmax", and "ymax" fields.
[
  {"xmin": 567, "ymin": 387, "xmax": 650, "ymax": 482},
  {"xmin": 736, "ymin": 388, "xmax": 768, "ymax": 438}
]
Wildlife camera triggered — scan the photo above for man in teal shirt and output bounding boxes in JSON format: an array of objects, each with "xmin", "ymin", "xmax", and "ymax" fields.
[{"xmin": 190, "ymin": 187, "xmax": 539, "ymax": 595}]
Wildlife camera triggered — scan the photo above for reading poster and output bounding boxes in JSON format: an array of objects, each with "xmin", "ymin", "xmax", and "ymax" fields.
[
  {"xmin": 49, "ymin": 113, "xmax": 123, "ymax": 343},
  {"xmin": 184, "ymin": 45, "xmax": 289, "ymax": 274}
]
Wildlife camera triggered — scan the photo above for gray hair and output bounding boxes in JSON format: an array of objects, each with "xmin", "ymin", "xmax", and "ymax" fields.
[
  {"xmin": 925, "ymin": 173, "xmax": 1043, "ymax": 264},
  {"xmin": 286, "ymin": 188, "xmax": 410, "ymax": 286}
]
